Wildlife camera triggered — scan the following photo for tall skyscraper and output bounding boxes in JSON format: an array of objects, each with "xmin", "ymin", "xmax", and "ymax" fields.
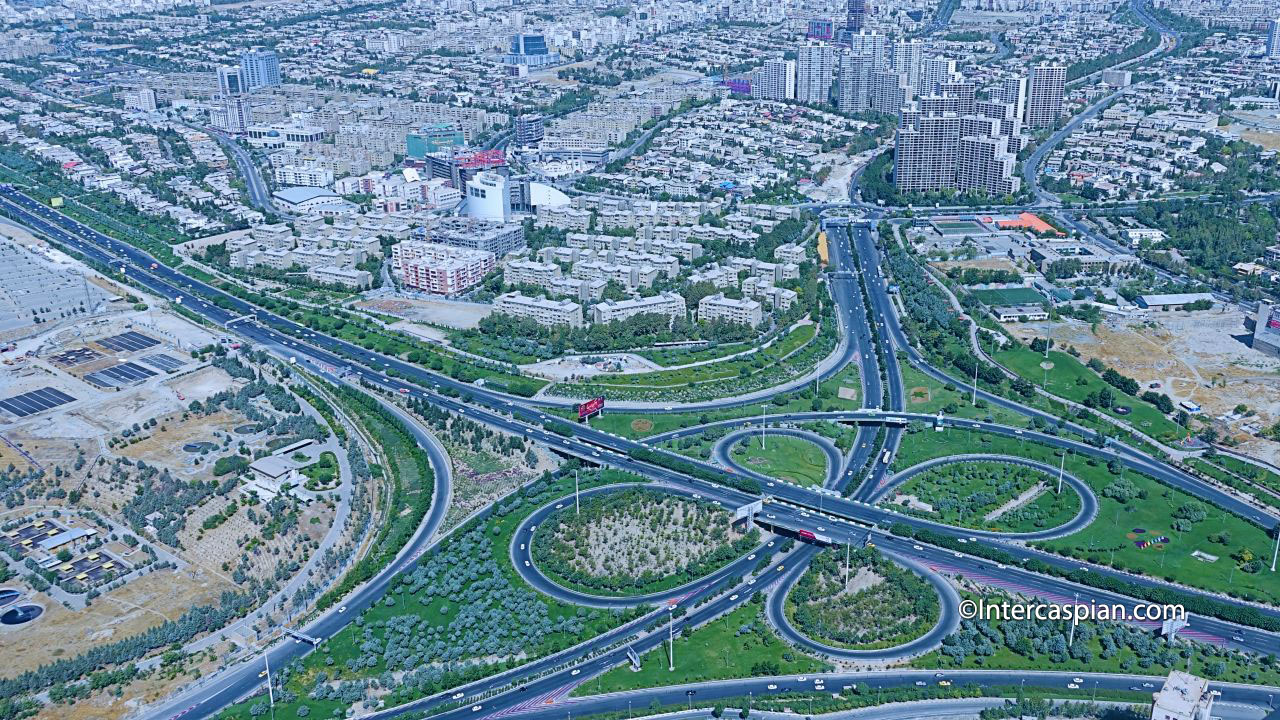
[
  {"xmin": 753, "ymin": 58, "xmax": 796, "ymax": 101},
  {"xmin": 796, "ymin": 41, "xmax": 835, "ymax": 104},
  {"xmin": 217, "ymin": 66, "xmax": 242, "ymax": 97},
  {"xmin": 836, "ymin": 51, "xmax": 872, "ymax": 113},
  {"xmin": 870, "ymin": 70, "xmax": 911, "ymax": 114},
  {"xmin": 848, "ymin": 31, "xmax": 888, "ymax": 68},
  {"xmin": 1268, "ymin": 19, "xmax": 1280, "ymax": 58},
  {"xmin": 846, "ymin": 0, "xmax": 866, "ymax": 33},
  {"xmin": 999, "ymin": 76, "xmax": 1027, "ymax": 124},
  {"xmin": 920, "ymin": 57, "xmax": 956, "ymax": 97},
  {"xmin": 894, "ymin": 75, "xmax": 1020, "ymax": 198},
  {"xmin": 239, "ymin": 49, "xmax": 281, "ymax": 92},
  {"xmin": 1025, "ymin": 64, "xmax": 1065, "ymax": 128},
  {"xmin": 891, "ymin": 40, "xmax": 923, "ymax": 89}
]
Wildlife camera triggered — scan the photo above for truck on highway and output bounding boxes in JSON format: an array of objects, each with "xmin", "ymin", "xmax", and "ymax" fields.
[{"xmin": 797, "ymin": 529, "xmax": 834, "ymax": 545}]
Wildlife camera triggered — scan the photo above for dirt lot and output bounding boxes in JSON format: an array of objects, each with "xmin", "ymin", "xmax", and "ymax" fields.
[
  {"xmin": 0, "ymin": 568, "xmax": 235, "ymax": 678},
  {"xmin": 356, "ymin": 296, "xmax": 492, "ymax": 329},
  {"xmin": 1009, "ymin": 310, "xmax": 1280, "ymax": 462}
]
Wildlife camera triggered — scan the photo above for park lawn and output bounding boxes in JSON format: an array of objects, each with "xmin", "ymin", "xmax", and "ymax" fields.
[
  {"xmin": 887, "ymin": 460, "xmax": 1080, "ymax": 533},
  {"xmin": 1204, "ymin": 454, "xmax": 1280, "ymax": 496},
  {"xmin": 583, "ymin": 363, "xmax": 865, "ymax": 440},
  {"xmin": 993, "ymin": 347, "xmax": 1182, "ymax": 442},
  {"xmin": 732, "ymin": 435, "xmax": 829, "ymax": 487},
  {"xmin": 891, "ymin": 427, "xmax": 1280, "ymax": 605},
  {"xmin": 913, "ymin": 592, "xmax": 1280, "ymax": 688},
  {"xmin": 900, "ymin": 364, "xmax": 1027, "ymax": 427},
  {"xmin": 636, "ymin": 341, "xmax": 753, "ymax": 367},
  {"xmin": 578, "ymin": 601, "xmax": 827, "ymax": 695},
  {"xmin": 1187, "ymin": 457, "xmax": 1280, "ymax": 512},
  {"xmin": 581, "ymin": 325, "xmax": 818, "ymax": 390}
]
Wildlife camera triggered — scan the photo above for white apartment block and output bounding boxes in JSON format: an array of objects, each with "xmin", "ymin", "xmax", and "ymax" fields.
[
  {"xmin": 754, "ymin": 58, "xmax": 796, "ymax": 102},
  {"xmin": 504, "ymin": 259, "xmax": 562, "ymax": 287},
  {"xmin": 1025, "ymin": 64, "xmax": 1065, "ymax": 129},
  {"xmin": 308, "ymin": 266, "xmax": 372, "ymax": 288},
  {"xmin": 592, "ymin": 292, "xmax": 687, "ymax": 325},
  {"xmin": 774, "ymin": 243, "xmax": 807, "ymax": 264},
  {"xmin": 698, "ymin": 293, "xmax": 763, "ymax": 328},
  {"xmin": 494, "ymin": 292, "xmax": 584, "ymax": 328},
  {"xmin": 275, "ymin": 164, "xmax": 334, "ymax": 188},
  {"xmin": 392, "ymin": 240, "xmax": 496, "ymax": 294},
  {"xmin": 796, "ymin": 41, "xmax": 835, "ymax": 104}
]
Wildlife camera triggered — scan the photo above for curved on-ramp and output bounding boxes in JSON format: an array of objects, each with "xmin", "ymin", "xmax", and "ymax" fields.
[
  {"xmin": 871, "ymin": 453, "xmax": 1099, "ymax": 542},
  {"xmin": 510, "ymin": 482, "xmax": 777, "ymax": 609},
  {"xmin": 765, "ymin": 543, "xmax": 961, "ymax": 662}
]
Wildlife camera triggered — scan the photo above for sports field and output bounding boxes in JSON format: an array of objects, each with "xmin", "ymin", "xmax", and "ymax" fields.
[{"xmin": 969, "ymin": 287, "xmax": 1045, "ymax": 305}]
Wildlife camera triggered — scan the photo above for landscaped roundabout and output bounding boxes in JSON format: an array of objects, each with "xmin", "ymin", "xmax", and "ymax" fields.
[
  {"xmin": 511, "ymin": 483, "xmax": 772, "ymax": 607},
  {"xmin": 873, "ymin": 454, "xmax": 1097, "ymax": 540}
]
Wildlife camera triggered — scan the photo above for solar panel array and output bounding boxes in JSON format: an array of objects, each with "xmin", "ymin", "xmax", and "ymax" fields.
[
  {"xmin": 95, "ymin": 331, "xmax": 160, "ymax": 352},
  {"xmin": 0, "ymin": 387, "xmax": 76, "ymax": 418},
  {"xmin": 140, "ymin": 353, "xmax": 184, "ymax": 372},
  {"xmin": 83, "ymin": 362, "xmax": 157, "ymax": 388}
]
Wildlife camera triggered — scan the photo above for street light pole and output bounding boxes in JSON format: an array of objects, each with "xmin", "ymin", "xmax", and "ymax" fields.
[
  {"xmin": 668, "ymin": 609, "xmax": 675, "ymax": 672},
  {"xmin": 1271, "ymin": 527, "xmax": 1279, "ymax": 572},
  {"xmin": 1057, "ymin": 451, "xmax": 1065, "ymax": 495},
  {"xmin": 761, "ymin": 405, "xmax": 767, "ymax": 450},
  {"xmin": 575, "ymin": 470, "xmax": 579, "ymax": 516}
]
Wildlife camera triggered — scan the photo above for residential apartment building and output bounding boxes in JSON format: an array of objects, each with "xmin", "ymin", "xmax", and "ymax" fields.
[
  {"xmin": 796, "ymin": 41, "xmax": 835, "ymax": 104},
  {"xmin": 392, "ymin": 241, "xmax": 496, "ymax": 294},
  {"xmin": 754, "ymin": 58, "xmax": 796, "ymax": 101},
  {"xmin": 494, "ymin": 292, "xmax": 584, "ymax": 327},
  {"xmin": 1025, "ymin": 65, "xmax": 1066, "ymax": 128},
  {"xmin": 592, "ymin": 292, "xmax": 686, "ymax": 324},
  {"xmin": 698, "ymin": 293, "xmax": 763, "ymax": 328}
]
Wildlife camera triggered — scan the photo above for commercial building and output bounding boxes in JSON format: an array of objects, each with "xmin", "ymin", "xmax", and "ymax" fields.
[
  {"xmin": 1251, "ymin": 303, "xmax": 1280, "ymax": 358},
  {"xmin": 796, "ymin": 41, "xmax": 835, "ymax": 104},
  {"xmin": 392, "ymin": 241, "xmax": 495, "ymax": 294},
  {"xmin": 1268, "ymin": 19, "xmax": 1280, "ymax": 59},
  {"xmin": 240, "ymin": 48, "xmax": 281, "ymax": 92},
  {"xmin": 592, "ymin": 292, "xmax": 686, "ymax": 324},
  {"xmin": 466, "ymin": 171, "xmax": 512, "ymax": 222},
  {"xmin": 1135, "ymin": 292, "xmax": 1215, "ymax": 311},
  {"xmin": 217, "ymin": 65, "xmax": 242, "ymax": 97},
  {"xmin": 506, "ymin": 33, "xmax": 557, "ymax": 68},
  {"xmin": 846, "ymin": 0, "xmax": 866, "ymax": 33},
  {"xmin": 406, "ymin": 123, "xmax": 465, "ymax": 158},
  {"xmin": 1025, "ymin": 64, "xmax": 1066, "ymax": 128},
  {"xmin": 698, "ymin": 293, "xmax": 763, "ymax": 327},
  {"xmin": 1150, "ymin": 671, "xmax": 1214, "ymax": 720},
  {"xmin": 494, "ymin": 291, "xmax": 583, "ymax": 327}
]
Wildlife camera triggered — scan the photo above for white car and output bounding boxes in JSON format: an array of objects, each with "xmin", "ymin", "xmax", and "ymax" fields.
[
  {"xmin": 452, "ymin": 693, "xmax": 465, "ymax": 700},
  {"xmin": 913, "ymin": 545, "xmax": 923, "ymax": 551},
  {"xmin": 524, "ymin": 560, "xmax": 530, "ymax": 567},
  {"xmin": 729, "ymin": 594, "xmax": 739, "ymax": 601},
  {"xmin": 954, "ymin": 552, "xmax": 963, "ymax": 558},
  {"xmin": 767, "ymin": 684, "xmax": 778, "ymax": 691},
  {"xmin": 747, "ymin": 554, "xmax": 756, "ymax": 560},
  {"xmin": 797, "ymin": 676, "xmax": 807, "ymax": 682},
  {"xmin": 520, "ymin": 544, "xmax": 525, "ymax": 550},
  {"xmin": 914, "ymin": 681, "xmax": 927, "ymax": 687},
  {"xmin": 1067, "ymin": 683, "xmax": 1079, "ymax": 690},
  {"xmin": 338, "ymin": 606, "xmax": 347, "ymax": 613},
  {"xmin": 471, "ymin": 705, "xmax": 483, "ymax": 712},
  {"xmin": 571, "ymin": 669, "xmax": 581, "ymax": 676},
  {"xmin": 1073, "ymin": 678, "xmax": 1084, "ymax": 684}
]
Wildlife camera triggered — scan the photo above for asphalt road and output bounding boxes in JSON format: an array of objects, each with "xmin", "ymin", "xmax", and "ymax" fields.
[{"xmin": 3, "ymin": 185, "xmax": 1278, "ymax": 720}]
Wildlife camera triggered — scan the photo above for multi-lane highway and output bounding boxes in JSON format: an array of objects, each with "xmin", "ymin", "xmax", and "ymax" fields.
[{"xmin": 2, "ymin": 183, "xmax": 1279, "ymax": 720}]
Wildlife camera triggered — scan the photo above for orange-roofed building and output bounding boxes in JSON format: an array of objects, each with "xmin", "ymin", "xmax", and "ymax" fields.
[{"xmin": 997, "ymin": 212, "xmax": 1063, "ymax": 236}]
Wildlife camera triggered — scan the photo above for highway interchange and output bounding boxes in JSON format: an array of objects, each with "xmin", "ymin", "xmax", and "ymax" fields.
[{"xmin": 2, "ymin": 181, "xmax": 1280, "ymax": 720}]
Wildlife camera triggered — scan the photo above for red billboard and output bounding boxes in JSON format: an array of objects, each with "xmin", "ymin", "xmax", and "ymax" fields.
[{"xmin": 577, "ymin": 396, "xmax": 605, "ymax": 420}]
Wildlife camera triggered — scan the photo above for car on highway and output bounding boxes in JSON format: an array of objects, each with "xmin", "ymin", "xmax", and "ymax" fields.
[
  {"xmin": 913, "ymin": 544, "xmax": 923, "ymax": 550},
  {"xmin": 953, "ymin": 552, "xmax": 963, "ymax": 558},
  {"xmin": 1232, "ymin": 635, "xmax": 1245, "ymax": 642},
  {"xmin": 1067, "ymin": 683, "xmax": 1079, "ymax": 689},
  {"xmin": 1142, "ymin": 683, "xmax": 1154, "ymax": 688},
  {"xmin": 452, "ymin": 693, "xmax": 465, "ymax": 700},
  {"xmin": 938, "ymin": 680, "xmax": 951, "ymax": 687},
  {"xmin": 914, "ymin": 681, "xmax": 927, "ymax": 687},
  {"xmin": 570, "ymin": 669, "xmax": 580, "ymax": 676},
  {"xmin": 338, "ymin": 606, "xmax": 347, "ymax": 613},
  {"xmin": 766, "ymin": 685, "xmax": 778, "ymax": 691},
  {"xmin": 471, "ymin": 705, "xmax": 483, "ymax": 712}
]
